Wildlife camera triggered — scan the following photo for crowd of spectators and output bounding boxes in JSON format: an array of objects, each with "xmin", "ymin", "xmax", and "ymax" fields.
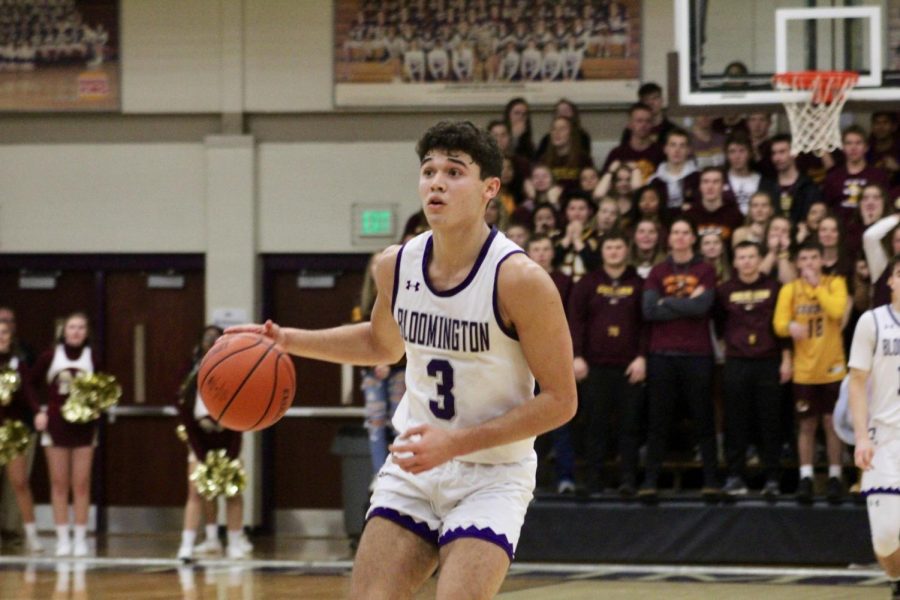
[
  {"xmin": 404, "ymin": 85, "xmax": 900, "ymax": 503},
  {"xmin": 342, "ymin": 0, "xmax": 633, "ymax": 82}
]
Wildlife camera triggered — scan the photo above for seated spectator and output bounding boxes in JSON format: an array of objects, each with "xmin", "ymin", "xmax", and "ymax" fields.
[
  {"xmin": 538, "ymin": 116, "xmax": 594, "ymax": 192},
  {"xmin": 845, "ymin": 183, "xmax": 890, "ymax": 260},
  {"xmin": 867, "ymin": 112, "xmax": 900, "ymax": 185},
  {"xmin": 733, "ymin": 191, "xmax": 776, "ymax": 247},
  {"xmin": 553, "ymin": 192, "xmax": 601, "ymax": 282},
  {"xmin": 579, "ymin": 165, "xmax": 601, "ymax": 196},
  {"xmin": 537, "ymin": 98, "xmax": 593, "ymax": 160},
  {"xmin": 485, "ymin": 197, "xmax": 510, "ymax": 231},
  {"xmin": 823, "ymin": 125, "xmax": 890, "ymax": 220},
  {"xmin": 715, "ymin": 241, "xmax": 786, "ymax": 498},
  {"xmin": 629, "ymin": 185, "xmax": 670, "ymax": 229},
  {"xmin": 690, "ymin": 114, "xmax": 726, "ymax": 169},
  {"xmin": 619, "ymin": 82, "xmax": 676, "ymax": 148},
  {"xmin": 761, "ymin": 215, "xmax": 798, "ymax": 285},
  {"xmin": 531, "ymin": 202, "xmax": 561, "ymax": 237},
  {"xmin": 503, "ymin": 97, "xmax": 536, "ymax": 161},
  {"xmin": 594, "ymin": 161, "xmax": 642, "ymax": 216},
  {"xmin": 724, "ymin": 135, "xmax": 778, "ymax": 215},
  {"xmin": 488, "ymin": 119, "xmax": 530, "ymax": 203},
  {"xmin": 700, "ymin": 231, "xmax": 732, "ymax": 284},
  {"xmin": 640, "ymin": 218, "xmax": 719, "ymax": 501},
  {"xmin": 686, "ymin": 167, "xmax": 744, "ymax": 244},
  {"xmin": 630, "ymin": 218, "xmax": 667, "ymax": 278},
  {"xmin": 650, "ymin": 127, "xmax": 700, "ymax": 210},
  {"xmin": 602, "ymin": 103, "xmax": 665, "ymax": 185},
  {"xmin": 795, "ymin": 199, "xmax": 828, "ymax": 246},
  {"xmin": 595, "ymin": 196, "xmax": 620, "ymax": 237},
  {"xmin": 523, "ymin": 164, "xmax": 563, "ymax": 210},
  {"xmin": 771, "ymin": 134, "xmax": 821, "ymax": 225},
  {"xmin": 746, "ymin": 112, "xmax": 775, "ymax": 177},
  {"xmin": 505, "ymin": 222, "xmax": 530, "ymax": 249},
  {"xmin": 569, "ymin": 231, "xmax": 647, "ymax": 496}
]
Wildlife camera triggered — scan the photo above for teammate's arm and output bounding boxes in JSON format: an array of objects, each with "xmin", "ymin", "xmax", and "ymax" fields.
[
  {"xmin": 391, "ymin": 254, "xmax": 578, "ymax": 473},
  {"xmin": 225, "ymin": 246, "xmax": 405, "ymax": 367}
]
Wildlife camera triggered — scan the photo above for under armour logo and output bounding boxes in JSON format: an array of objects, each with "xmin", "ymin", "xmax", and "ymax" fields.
[{"xmin": 406, "ymin": 280, "xmax": 420, "ymax": 291}]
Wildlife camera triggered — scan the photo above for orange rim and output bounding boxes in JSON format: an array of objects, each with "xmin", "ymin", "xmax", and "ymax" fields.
[{"xmin": 773, "ymin": 71, "xmax": 859, "ymax": 103}]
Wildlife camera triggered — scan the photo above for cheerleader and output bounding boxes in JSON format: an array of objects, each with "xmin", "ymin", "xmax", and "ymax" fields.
[
  {"xmin": 0, "ymin": 319, "xmax": 41, "ymax": 553},
  {"xmin": 28, "ymin": 312, "xmax": 96, "ymax": 557},
  {"xmin": 176, "ymin": 325, "xmax": 251, "ymax": 561}
]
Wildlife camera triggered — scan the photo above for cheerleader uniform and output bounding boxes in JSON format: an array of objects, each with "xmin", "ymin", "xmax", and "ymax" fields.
[
  {"xmin": 177, "ymin": 364, "xmax": 241, "ymax": 462},
  {"xmin": 30, "ymin": 344, "xmax": 98, "ymax": 448}
]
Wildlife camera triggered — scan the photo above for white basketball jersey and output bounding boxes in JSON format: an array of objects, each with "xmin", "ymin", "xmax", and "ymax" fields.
[
  {"xmin": 848, "ymin": 305, "xmax": 900, "ymax": 433},
  {"xmin": 391, "ymin": 229, "xmax": 535, "ymax": 464}
]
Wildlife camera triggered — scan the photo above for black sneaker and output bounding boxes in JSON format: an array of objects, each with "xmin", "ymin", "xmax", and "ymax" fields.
[
  {"xmin": 796, "ymin": 477, "xmax": 814, "ymax": 505},
  {"xmin": 890, "ymin": 579, "xmax": 900, "ymax": 599},
  {"xmin": 701, "ymin": 485, "xmax": 721, "ymax": 503},
  {"xmin": 637, "ymin": 482, "xmax": 658, "ymax": 504},
  {"xmin": 618, "ymin": 482, "xmax": 636, "ymax": 499},
  {"xmin": 762, "ymin": 479, "xmax": 780, "ymax": 501},
  {"xmin": 826, "ymin": 477, "xmax": 845, "ymax": 505},
  {"xmin": 722, "ymin": 476, "xmax": 748, "ymax": 497}
]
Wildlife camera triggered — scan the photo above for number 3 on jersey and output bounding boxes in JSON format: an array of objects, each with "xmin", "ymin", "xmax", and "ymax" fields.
[{"xmin": 427, "ymin": 359, "xmax": 455, "ymax": 420}]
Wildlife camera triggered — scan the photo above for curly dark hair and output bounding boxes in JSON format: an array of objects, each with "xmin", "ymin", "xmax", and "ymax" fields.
[{"xmin": 416, "ymin": 121, "xmax": 503, "ymax": 180}]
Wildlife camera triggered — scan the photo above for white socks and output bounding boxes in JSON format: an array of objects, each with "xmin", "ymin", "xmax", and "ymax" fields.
[
  {"xmin": 227, "ymin": 530, "xmax": 243, "ymax": 548},
  {"xmin": 799, "ymin": 465, "xmax": 814, "ymax": 479},
  {"xmin": 181, "ymin": 529, "xmax": 197, "ymax": 548},
  {"xmin": 206, "ymin": 524, "xmax": 218, "ymax": 543},
  {"xmin": 829, "ymin": 465, "xmax": 842, "ymax": 479}
]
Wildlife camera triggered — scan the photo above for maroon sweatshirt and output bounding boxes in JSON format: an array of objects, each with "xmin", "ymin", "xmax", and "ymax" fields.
[
  {"xmin": 642, "ymin": 256, "xmax": 716, "ymax": 355},
  {"xmin": 685, "ymin": 200, "xmax": 744, "ymax": 243},
  {"xmin": 568, "ymin": 265, "xmax": 647, "ymax": 367},
  {"xmin": 822, "ymin": 164, "xmax": 889, "ymax": 219},
  {"xmin": 714, "ymin": 274, "xmax": 781, "ymax": 359}
]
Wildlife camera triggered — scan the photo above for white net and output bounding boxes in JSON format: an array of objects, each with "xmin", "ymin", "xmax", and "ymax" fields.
[{"xmin": 774, "ymin": 72, "xmax": 858, "ymax": 157}]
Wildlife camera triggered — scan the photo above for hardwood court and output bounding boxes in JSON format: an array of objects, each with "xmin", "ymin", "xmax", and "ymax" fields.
[{"xmin": 0, "ymin": 533, "xmax": 887, "ymax": 599}]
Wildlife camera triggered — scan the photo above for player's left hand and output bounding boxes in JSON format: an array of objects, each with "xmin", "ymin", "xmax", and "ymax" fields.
[
  {"xmin": 854, "ymin": 438, "xmax": 875, "ymax": 471},
  {"xmin": 389, "ymin": 424, "xmax": 457, "ymax": 474}
]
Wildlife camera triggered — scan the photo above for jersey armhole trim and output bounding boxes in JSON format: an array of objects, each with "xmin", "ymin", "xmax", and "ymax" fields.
[
  {"xmin": 873, "ymin": 309, "xmax": 880, "ymax": 357},
  {"xmin": 391, "ymin": 244, "xmax": 405, "ymax": 314},
  {"xmin": 493, "ymin": 250, "xmax": 525, "ymax": 341}
]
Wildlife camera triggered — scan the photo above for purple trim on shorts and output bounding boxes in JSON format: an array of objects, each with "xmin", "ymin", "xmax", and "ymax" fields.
[
  {"xmin": 492, "ymin": 250, "xmax": 525, "ymax": 340},
  {"xmin": 439, "ymin": 525, "xmax": 514, "ymax": 562},
  {"xmin": 862, "ymin": 487, "xmax": 900, "ymax": 497},
  {"xmin": 422, "ymin": 228, "xmax": 498, "ymax": 297},
  {"xmin": 368, "ymin": 507, "xmax": 439, "ymax": 546},
  {"xmin": 391, "ymin": 244, "xmax": 405, "ymax": 313}
]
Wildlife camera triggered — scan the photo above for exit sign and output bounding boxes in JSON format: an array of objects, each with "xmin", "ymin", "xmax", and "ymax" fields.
[{"xmin": 360, "ymin": 209, "xmax": 393, "ymax": 237}]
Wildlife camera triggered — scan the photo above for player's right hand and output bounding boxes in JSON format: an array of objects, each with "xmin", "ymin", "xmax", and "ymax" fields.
[
  {"xmin": 854, "ymin": 438, "xmax": 875, "ymax": 471},
  {"xmin": 224, "ymin": 320, "xmax": 285, "ymax": 346}
]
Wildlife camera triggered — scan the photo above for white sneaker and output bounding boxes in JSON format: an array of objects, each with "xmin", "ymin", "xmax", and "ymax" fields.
[
  {"xmin": 73, "ymin": 539, "xmax": 89, "ymax": 557},
  {"xmin": 56, "ymin": 537, "xmax": 72, "ymax": 557},
  {"xmin": 177, "ymin": 544, "xmax": 193, "ymax": 561},
  {"xmin": 25, "ymin": 536, "xmax": 44, "ymax": 554},
  {"xmin": 238, "ymin": 533, "xmax": 253, "ymax": 553},
  {"xmin": 194, "ymin": 537, "xmax": 223, "ymax": 554},
  {"xmin": 226, "ymin": 543, "xmax": 247, "ymax": 560}
]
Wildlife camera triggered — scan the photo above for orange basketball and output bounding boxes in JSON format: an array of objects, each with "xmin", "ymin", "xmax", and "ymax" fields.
[{"xmin": 197, "ymin": 333, "xmax": 295, "ymax": 432}]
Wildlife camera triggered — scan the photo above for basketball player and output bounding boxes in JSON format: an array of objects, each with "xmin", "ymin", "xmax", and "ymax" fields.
[
  {"xmin": 228, "ymin": 121, "xmax": 577, "ymax": 599},
  {"xmin": 849, "ymin": 254, "xmax": 900, "ymax": 599}
]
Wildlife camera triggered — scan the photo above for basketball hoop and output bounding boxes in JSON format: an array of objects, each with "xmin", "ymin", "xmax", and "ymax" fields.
[{"xmin": 772, "ymin": 71, "xmax": 859, "ymax": 157}]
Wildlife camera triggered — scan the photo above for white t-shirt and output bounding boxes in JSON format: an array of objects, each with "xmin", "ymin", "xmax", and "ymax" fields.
[{"xmin": 728, "ymin": 172, "xmax": 761, "ymax": 215}]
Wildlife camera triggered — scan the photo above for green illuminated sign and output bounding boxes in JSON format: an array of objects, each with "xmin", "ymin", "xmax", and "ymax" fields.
[{"xmin": 360, "ymin": 209, "xmax": 393, "ymax": 236}]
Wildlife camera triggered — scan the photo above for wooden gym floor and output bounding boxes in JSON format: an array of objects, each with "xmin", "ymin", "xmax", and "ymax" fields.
[{"xmin": 0, "ymin": 532, "xmax": 888, "ymax": 599}]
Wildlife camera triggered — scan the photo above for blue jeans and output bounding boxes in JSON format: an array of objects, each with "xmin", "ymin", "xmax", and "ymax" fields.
[{"xmin": 362, "ymin": 367, "xmax": 406, "ymax": 476}]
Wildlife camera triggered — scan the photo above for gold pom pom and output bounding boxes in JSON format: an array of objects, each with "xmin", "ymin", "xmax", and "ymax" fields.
[
  {"xmin": 189, "ymin": 449, "xmax": 246, "ymax": 501},
  {"xmin": 0, "ymin": 419, "xmax": 30, "ymax": 466},
  {"xmin": 0, "ymin": 369, "xmax": 21, "ymax": 407},
  {"xmin": 62, "ymin": 372, "xmax": 122, "ymax": 423},
  {"xmin": 175, "ymin": 424, "xmax": 189, "ymax": 443}
]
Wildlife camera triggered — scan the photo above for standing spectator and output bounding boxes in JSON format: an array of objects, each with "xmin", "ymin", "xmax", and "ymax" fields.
[
  {"xmin": 553, "ymin": 193, "xmax": 601, "ymax": 282},
  {"xmin": 690, "ymin": 114, "xmax": 726, "ymax": 169},
  {"xmin": 569, "ymin": 232, "xmax": 646, "ymax": 496},
  {"xmin": 537, "ymin": 116, "xmax": 594, "ymax": 192},
  {"xmin": 867, "ymin": 112, "xmax": 900, "ymax": 184},
  {"xmin": 594, "ymin": 196, "xmax": 620, "ymax": 237},
  {"xmin": 823, "ymin": 125, "xmax": 890, "ymax": 221},
  {"xmin": 649, "ymin": 128, "xmax": 700, "ymax": 210},
  {"xmin": 602, "ymin": 103, "xmax": 665, "ymax": 185},
  {"xmin": 594, "ymin": 162, "xmax": 642, "ymax": 216},
  {"xmin": 746, "ymin": 112, "xmax": 775, "ymax": 177},
  {"xmin": 761, "ymin": 215, "xmax": 798, "ymax": 285},
  {"xmin": 487, "ymin": 119, "xmax": 530, "ymax": 204},
  {"xmin": 733, "ymin": 191, "xmax": 776, "ymax": 246},
  {"xmin": 629, "ymin": 185, "xmax": 670, "ymax": 229},
  {"xmin": 531, "ymin": 202, "xmax": 560, "ymax": 237},
  {"xmin": 522, "ymin": 164, "xmax": 563, "ymax": 210},
  {"xmin": 862, "ymin": 210, "xmax": 900, "ymax": 307},
  {"xmin": 579, "ymin": 166, "xmax": 600, "ymax": 196},
  {"xmin": 686, "ymin": 167, "xmax": 744, "ymax": 244},
  {"xmin": 630, "ymin": 218, "xmax": 667, "ymax": 279},
  {"xmin": 796, "ymin": 199, "xmax": 828, "ymax": 246},
  {"xmin": 639, "ymin": 218, "xmax": 719, "ymax": 501},
  {"xmin": 817, "ymin": 216, "xmax": 854, "ymax": 293},
  {"xmin": 175, "ymin": 326, "xmax": 252, "ymax": 561},
  {"xmin": 724, "ymin": 135, "xmax": 778, "ymax": 216},
  {"xmin": 0, "ymin": 307, "xmax": 35, "ymax": 366},
  {"xmin": 619, "ymin": 82, "xmax": 676, "ymax": 147},
  {"xmin": 846, "ymin": 183, "xmax": 890, "ymax": 260},
  {"xmin": 700, "ymin": 231, "xmax": 731, "ymax": 284},
  {"xmin": 484, "ymin": 197, "xmax": 510, "ymax": 231},
  {"xmin": 773, "ymin": 240, "xmax": 849, "ymax": 504},
  {"xmin": 771, "ymin": 134, "xmax": 822, "ymax": 225},
  {"xmin": 505, "ymin": 223, "xmax": 530, "ymax": 249},
  {"xmin": 715, "ymin": 241, "xmax": 787, "ymax": 498},
  {"xmin": 536, "ymin": 98, "xmax": 593, "ymax": 160},
  {"xmin": 28, "ymin": 312, "xmax": 98, "ymax": 556},
  {"xmin": 503, "ymin": 97, "xmax": 535, "ymax": 160}
]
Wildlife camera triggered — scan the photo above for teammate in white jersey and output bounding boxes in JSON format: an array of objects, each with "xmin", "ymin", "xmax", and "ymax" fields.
[
  {"xmin": 849, "ymin": 254, "xmax": 900, "ymax": 599},
  {"xmin": 227, "ymin": 121, "xmax": 576, "ymax": 599}
]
